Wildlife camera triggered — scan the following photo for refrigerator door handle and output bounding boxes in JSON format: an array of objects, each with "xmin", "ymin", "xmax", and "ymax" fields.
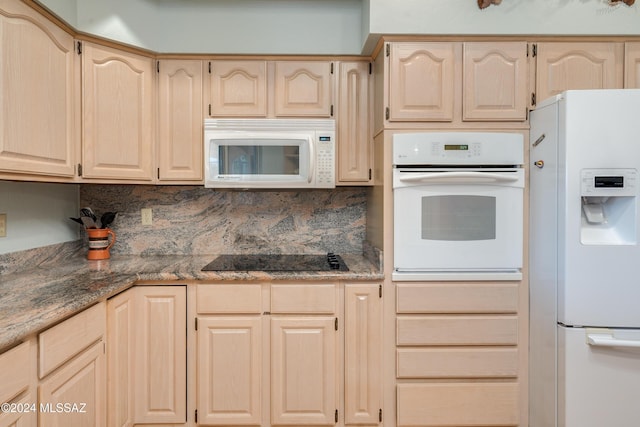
[{"xmin": 586, "ymin": 330, "xmax": 640, "ymax": 349}]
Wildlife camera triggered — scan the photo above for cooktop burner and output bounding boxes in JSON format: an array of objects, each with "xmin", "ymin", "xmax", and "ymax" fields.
[{"xmin": 202, "ymin": 252, "xmax": 349, "ymax": 272}]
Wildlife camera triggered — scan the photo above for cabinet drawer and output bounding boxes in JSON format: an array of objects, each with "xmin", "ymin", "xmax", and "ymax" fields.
[
  {"xmin": 397, "ymin": 383, "xmax": 518, "ymax": 426},
  {"xmin": 39, "ymin": 302, "xmax": 106, "ymax": 378},
  {"xmin": 271, "ymin": 284, "xmax": 336, "ymax": 314},
  {"xmin": 0, "ymin": 341, "xmax": 31, "ymax": 404},
  {"xmin": 197, "ymin": 284, "xmax": 262, "ymax": 314},
  {"xmin": 397, "ymin": 347, "xmax": 518, "ymax": 379},
  {"xmin": 396, "ymin": 282, "xmax": 518, "ymax": 314},
  {"xmin": 397, "ymin": 315, "xmax": 518, "ymax": 346}
]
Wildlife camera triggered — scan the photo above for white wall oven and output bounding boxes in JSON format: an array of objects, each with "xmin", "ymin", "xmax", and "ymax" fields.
[{"xmin": 393, "ymin": 132, "xmax": 524, "ymax": 281}]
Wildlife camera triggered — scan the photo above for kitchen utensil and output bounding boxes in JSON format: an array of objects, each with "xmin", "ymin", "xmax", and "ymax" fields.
[
  {"xmin": 80, "ymin": 207, "xmax": 97, "ymax": 222},
  {"xmin": 100, "ymin": 211, "xmax": 118, "ymax": 229},
  {"xmin": 80, "ymin": 216, "xmax": 97, "ymax": 229},
  {"xmin": 69, "ymin": 217, "xmax": 84, "ymax": 225}
]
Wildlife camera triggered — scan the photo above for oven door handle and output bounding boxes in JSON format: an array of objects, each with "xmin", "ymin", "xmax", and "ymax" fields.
[{"xmin": 398, "ymin": 171, "xmax": 520, "ymax": 184}]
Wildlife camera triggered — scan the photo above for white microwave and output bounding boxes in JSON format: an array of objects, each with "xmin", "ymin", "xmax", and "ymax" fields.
[{"xmin": 204, "ymin": 119, "xmax": 336, "ymax": 189}]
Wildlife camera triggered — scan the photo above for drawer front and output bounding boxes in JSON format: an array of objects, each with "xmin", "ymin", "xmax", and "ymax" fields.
[
  {"xmin": 0, "ymin": 341, "xmax": 31, "ymax": 404},
  {"xmin": 39, "ymin": 302, "xmax": 106, "ymax": 378},
  {"xmin": 271, "ymin": 284, "xmax": 336, "ymax": 314},
  {"xmin": 397, "ymin": 347, "xmax": 518, "ymax": 378},
  {"xmin": 397, "ymin": 315, "xmax": 518, "ymax": 346},
  {"xmin": 197, "ymin": 284, "xmax": 262, "ymax": 314},
  {"xmin": 396, "ymin": 282, "xmax": 519, "ymax": 314},
  {"xmin": 397, "ymin": 383, "xmax": 518, "ymax": 426}
]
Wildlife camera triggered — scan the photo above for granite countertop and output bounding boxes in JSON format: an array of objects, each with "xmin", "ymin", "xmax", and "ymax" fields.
[{"xmin": 0, "ymin": 252, "xmax": 382, "ymax": 352}]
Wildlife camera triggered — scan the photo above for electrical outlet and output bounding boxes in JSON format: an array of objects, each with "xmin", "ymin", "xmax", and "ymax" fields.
[
  {"xmin": 141, "ymin": 208, "xmax": 153, "ymax": 226},
  {"xmin": 0, "ymin": 213, "xmax": 5, "ymax": 237}
]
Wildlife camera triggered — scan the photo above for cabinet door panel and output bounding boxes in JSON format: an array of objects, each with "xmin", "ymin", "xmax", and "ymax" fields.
[
  {"xmin": 0, "ymin": 393, "xmax": 36, "ymax": 427},
  {"xmin": 197, "ymin": 317, "xmax": 262, "ymax": 425},
  {"xmin": 39, "ymin": 341, "xmax": 106, "ymax": 427},
  {"xmin": 274, "ymin": 61, "xmax": 332, "ymax": 117},
  {"xmin": 345, "ymin": 284, "xmax": 381, "ymax": 425},
  {"xmin": 134, "ymin": 287, "xmax": 186, "ymax": 424},
  {"xmin": 82, "ymin": 43, "xmax": 154, "ymax": 180},
  {"xmin": 625, "ymin": 42, "xmax": 640, "ymax": 88},
  {"xmin": 463, "ymin": 42, "xmax": 528, "ymax": 121},
  {"xmin": 158, "ymin": 59, "xmax": 203, "ymax": 181},
  {"xmin": 337, "ymin": 62, "xmax": 371, "ymax": 184},
  {"xmin": 536, "ymin": 42, "xmax": 623, "ymax": 104},
  {"xmin": 388, "ymin": 42, "xmax": 455, "ymax": 121},
  {"xmin": 0, "ymin": 1, "xmax": 76, "ymax": 177},
  {"xmin": 209, "ymin": 60, "xmax": 267, "ymax": 117},
  {"xmin": 271, "ymin": 317, "xmax": 336, "ymax": 425}
]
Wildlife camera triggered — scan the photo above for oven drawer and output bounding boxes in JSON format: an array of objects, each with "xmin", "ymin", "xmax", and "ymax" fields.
[
  {"xmin": 397, "ymin": 383, "xmax": 518, "ymax": 426},
  {"xmin": 197, "ymin": 284, "xmax": 262, "ymax": 314},
  {"xmin": 396, "ymin": 282, "xmax": 519, "ymax": 314},
  {"xmin": 397, "ymin": 315, "xmax": 518, "ymax": 346},
  {"xmin": 271, "ymin": 284, "xmax": 336, "ymax": 314},
  {"xmin": 397, "ymin": 347, "xmax": 518, "ymax": 378}
]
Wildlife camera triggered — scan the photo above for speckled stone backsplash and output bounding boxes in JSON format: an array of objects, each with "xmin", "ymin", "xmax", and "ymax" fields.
[{"xmin": 79, "ymin": 185, "xmax": 367, "ymax": 256}]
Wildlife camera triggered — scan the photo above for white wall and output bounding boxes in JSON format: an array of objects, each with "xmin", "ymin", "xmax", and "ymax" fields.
[
  {"xmin": 38, "ymin": 0, "xmax": 640, "ymax": 55},
  {"xmin": 0, "ymin": 181, "xmax": 79, "ymax": 255}
]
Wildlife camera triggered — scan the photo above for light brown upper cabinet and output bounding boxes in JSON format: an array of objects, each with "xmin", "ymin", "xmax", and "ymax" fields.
[
  {"xmin": 274, "ymin": 61, "xmax": 333, "ymax": 117},
  {"xmin": 387, "ymin": 42, "xmax": 457, "ymax": 122},
  {"xmin": 624, "ymin": 43, "xmax": 640, "ymax": 88},
  {"xmin": 336, "ymin": 61, "xmax": 372, "ymax": 185},
  {"xmin": 0, "ymin": 0, "xmax": 78, "ymax": 178},
  {"xmin": 534, "ymin": 42, "xmax": 623, "ymax": 106},
  {"xmin": 207, "ymin": 60, "xmax": 333, "ymax": 118},
  {"xmin": 463, "ymin": 42, "xmax": 528, "ymax": 121},
  {"xmin": 207, "ymin": 60, "xmax": 267, "ymax": 117},
  {"xmin": 81, "ymin": 42, "xmax": 155, "ymax": 181},
  {"xmin": 157, "ymin": 59, "xmax": 204, "ymax": 182}
]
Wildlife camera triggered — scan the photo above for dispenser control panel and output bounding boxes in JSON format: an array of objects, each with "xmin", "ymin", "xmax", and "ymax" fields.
[{"xmin": 581, "ymin": 169, "xmax": 637, "ymax": 197}]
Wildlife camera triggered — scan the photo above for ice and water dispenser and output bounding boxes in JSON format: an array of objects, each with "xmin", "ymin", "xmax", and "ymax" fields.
[{"xmin": 581, "ymin": 169, "xmax": 637, "ymax": 245}]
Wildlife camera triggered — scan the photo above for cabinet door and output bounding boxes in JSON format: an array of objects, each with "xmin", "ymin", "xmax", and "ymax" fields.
[
  {"xmin": 274, "ymin": 61, "xmax": 333, "ymax": 117},
  {"xmin": 388, "ymin": 42, "xmax": 456, "ymax": 121},
  {"xmin": 0, "ymin": 393, "xmax": 36, "ymax": 427},
  {"xmin": 208, "ymin": 60, "xmax": 267, "ymax": 117},
  {"xmin": 463, "ymin": 42, "xmax": 528, "ymax": 121},
  {"xmin": 535, "ymin": 42, "xmax": 623, "ymax": 104},
  {"xmin": 336, "ymin": 62, "xmax": 372, "ymax": 184},
  {"xmin": 271, "ymin": 317, "xmax": 336, "ymax": 425},
  {"xmin": 0, "ymin": 0, "xmax": 77, "ymax": 177},
  {"xmin": 39, "ymin": 341, "xmax": 106, "ymax": 427},
  {"xmin": 197, "ymin": 317, "xmax": 262, "ymax": 425},
  {"xmin": 158, "ymin": 60, "xmax": 203, "ymax": 181},
  {"xmin": 345, "ymin": 284, "xmax": 382, "ymax": 425},
  {"xmin": 106, "ymin": 288, "xmax": 135, "ymax": 427},
  {"xmin": 624, "ymin": 42, "xmax": 640, "ymax": 88},
  {"xmin": 81, "ymin": 42, "xmax": 154, "ymax": 180},
  {"xmin": 134, "ymin": 286, "xmax": 187, "ymax": 424}
]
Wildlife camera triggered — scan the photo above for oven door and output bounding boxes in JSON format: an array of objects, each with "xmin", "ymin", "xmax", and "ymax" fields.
[{"xmin": 393, "ymin": 168, "xmax": 524, "ymax": 281}]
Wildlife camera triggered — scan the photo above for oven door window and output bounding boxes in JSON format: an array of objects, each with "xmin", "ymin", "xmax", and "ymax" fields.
[{"xmin": 422, "ymin": 195, "xmax": 496, "ymax": 241}]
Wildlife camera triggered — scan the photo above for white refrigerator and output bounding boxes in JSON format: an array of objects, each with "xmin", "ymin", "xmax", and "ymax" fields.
[{"xmin": 529, "ymin": 89, "xmax": 640, "ymax": 427}]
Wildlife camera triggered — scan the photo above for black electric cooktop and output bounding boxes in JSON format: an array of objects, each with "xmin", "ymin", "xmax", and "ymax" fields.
[{"xmin": 202, "ymin": 252, "xmax": 349, "ymax": 272}]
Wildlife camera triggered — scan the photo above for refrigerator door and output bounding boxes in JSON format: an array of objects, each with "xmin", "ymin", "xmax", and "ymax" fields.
[
  {"xmin": 559, "ymin": 325, "xmax": 640, "ymax": 427},
  {"xmin": 559, "ymin": 90, "xmax": 640, "ymax": 328}
]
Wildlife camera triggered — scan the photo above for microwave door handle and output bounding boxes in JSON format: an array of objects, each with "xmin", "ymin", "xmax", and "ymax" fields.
[
  {"xmin": 308, "ymin": 140, "xmax": 315, "ymax": 183},
  {"xmin": 398, "ymin": 171, "xmax": 519, "ymax": 184}
]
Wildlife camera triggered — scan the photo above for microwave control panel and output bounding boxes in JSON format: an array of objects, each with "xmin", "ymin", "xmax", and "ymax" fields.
[{"xmin": 315, "ymin": 134, "xmax": 335, "ymax": 187}]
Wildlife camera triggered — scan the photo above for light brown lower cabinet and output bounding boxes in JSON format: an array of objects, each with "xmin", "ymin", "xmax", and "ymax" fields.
[
  {"xmin": 38, "ymin": 302, "xmax": 107, "ymax": 427},
  {"xmin": 195, "ymin": 281, "xmax": 382, "ymax": 427},
  {"xmin": 395, "ymin": 282, "xmax": 523, "ymax": 427},
  {"xmin": 0, "ymin": 340, "xmax": 37, "ymax": 427},
  {"xmin": 107, "ymin": 285, "xmax": 187, "ymax": 427}
]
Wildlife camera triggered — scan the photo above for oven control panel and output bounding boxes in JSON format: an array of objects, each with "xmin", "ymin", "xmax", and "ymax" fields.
[{"xmin": 393, "ymin": 132, "xmax": 523, "ymax": 166}]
